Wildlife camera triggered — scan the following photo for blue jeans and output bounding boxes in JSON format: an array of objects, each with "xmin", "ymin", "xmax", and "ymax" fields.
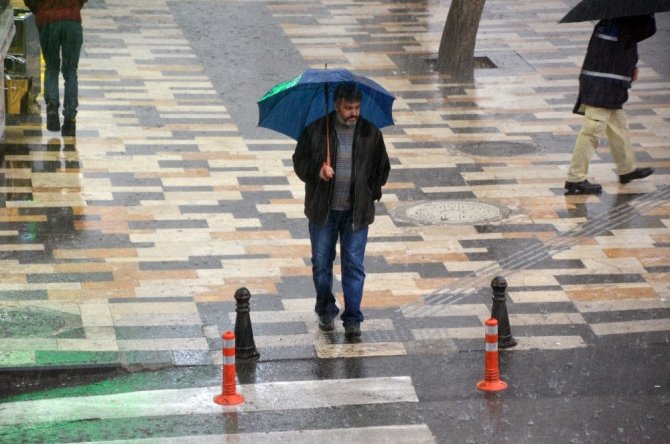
[
  {"xmin": 39, "ymin": 20, "xmax": 83, "ymax": 119},
  {"xmin": 309, "ymin": 210, "xmax": 368, "ymax": 325}
]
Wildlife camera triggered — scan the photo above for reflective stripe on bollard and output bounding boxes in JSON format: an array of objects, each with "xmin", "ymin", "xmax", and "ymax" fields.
[
  {"xmin": 214, "ymin": 331, "xmax": 245, "ymax": 405},
  {"xmin": 477, "ymin": 318, "xmax": 508, "ymax": 393}
]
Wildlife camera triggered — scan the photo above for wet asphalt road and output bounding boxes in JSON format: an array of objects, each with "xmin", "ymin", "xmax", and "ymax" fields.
[{"xmin": 3, "ymin": 342, "xmax": 668, "ymax": 442}]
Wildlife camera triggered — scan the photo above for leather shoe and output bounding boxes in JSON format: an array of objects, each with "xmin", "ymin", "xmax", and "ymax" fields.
[
  {"xmin": 318, "ymin": 315, "xmax": 335, "ymax": 332},
  {"xmin": 619, "ymin": 167, "xmax": 654, "ymax": 184},
  {"xmin": 61, "ymin": 118, "xmax": 76, "ymax": 137},
  {"xmin": 344, "ymin": 323, "xmax": 361, "ymax": 340},
  {"xmin": 46, "ymin": 114, "xmax": 60, "ymax": 132},
  {"xmin": 564, "ymin": 180, "xmax": 602, "ymax": 195}
]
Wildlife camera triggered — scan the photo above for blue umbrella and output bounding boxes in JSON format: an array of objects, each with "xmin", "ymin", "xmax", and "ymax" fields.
[{"xmin": 257, "ymin": 67, "xmax": 395, "ymax": 141}]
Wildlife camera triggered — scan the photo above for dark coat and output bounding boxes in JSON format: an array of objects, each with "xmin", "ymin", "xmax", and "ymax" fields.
[
  {"xmin": 292, "ymin": 113, "xmax": 390, "ymax": 230},
  {"xmin": 574, "ymin": 15, "xmax": 656, "ymax": 114},
  {"xmin": 24, "ymin": 0, "xmax": 87, "ymax": 27}
]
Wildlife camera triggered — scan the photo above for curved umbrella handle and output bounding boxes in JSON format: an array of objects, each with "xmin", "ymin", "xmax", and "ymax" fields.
[
  {"xmin": 326, "ymin": 112, "xmax": 331, "ymax": 167},
  {"xmin": 324, "ymin": 76, "xmax": 331, "ymax": 168}
]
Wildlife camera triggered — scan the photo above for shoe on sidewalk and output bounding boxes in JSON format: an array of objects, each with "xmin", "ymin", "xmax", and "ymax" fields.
[
  {"xmin": 318, "ymin": 315, "xmax": 335, "ymax": 332},
  {"xmin": 619, "ymin": 167, "xmax": 654, "ymax": 184},
  {"xmin": 61, "ymin": 118, "xmax": 76, "ymax": 137},
  {"xmin": 564, "ymin": 180, "xmax": 602, "ymax": 195},
  {"xmin": 46, "ymin": 114, "xmax": 60, "ymax": 132},
  {"xmin": 344, "ymin": 322, "xmax": 361, "ymax": 342}
]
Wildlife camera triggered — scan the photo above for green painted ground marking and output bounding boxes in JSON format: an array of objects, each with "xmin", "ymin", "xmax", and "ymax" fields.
[
  {"xmin": 35, "ymin": 351, "xmax": 119, "ymax": 366},
  {"xmin": 0, "ymin": 306, "xmax": 82, "ymax": 338},
  {"xmin": 2, "ymin": 366, "xmax": 219, "ymax": 403},
  {"xmin": 0, "ymin": 351, "xmax": 35, "ymax": 366},
  {"xmin": 0, "ymin": 413, "xmax": 233, "ymax": 443}
]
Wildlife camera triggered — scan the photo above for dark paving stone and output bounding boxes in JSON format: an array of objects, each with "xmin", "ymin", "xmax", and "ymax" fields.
[
  {"xmin": 365, "ymin": 255, "xmax": 447, "ymax": 278},
  {"xmin": 457, "ymin": 141, "xmax": 540, "ymax": 156},
  {"xmin": 115, "ymin": 325, "xmax": 204, "ymax": 340},
  {"xmin": 129, "ymin": 220, "xmax": 209, "ymax": 230},
  {"xmin": 27, "ymin": 272, "xmax": 114, "ymax": 283},
  {"xmin": 248, "ymin": 322, "xmax": 308, "ymax": 336},
  {"xmin": 505, "ymin": 301, "xmax": 579, "ymax": 314},
  {"xmin": 240, "ymin": 190, "xmax": 293, "ymax": 204},
  {"xmin": 238, "ymin": 176, "xmax": 289, "ymax": 186},
  {"xmin": 582, "ymin": 308, "xmax": 670, "ymax": 324},
  {"xmin": 109, "ymin": 297, "xmax": 193, "ymax": 304},
  {"xmin": 368, "ymin": 235, "xmax": 423, "ymax": 242},
  {"xmin": 162, "ymin": 185, "xmax": 213, "ymax": 192},
  {"xmin": 555, "ymin": 273, "xmax": 646, "ymax": 285},
  {"xmin": 158, "ymin": 160, "xmax": 210, "ymax": 169},
  {"xmin": 124, "ymin": 144, "xmax": 200, "ymax": 154},
  {"xmin": 276, "ymin": 276, "xmax": 319, "ymax": 300},
  {"xmin": 467, "ymin": 179, "xmax": 518, "ymax": 186},
  {"xmin": 475, "ymin": 224, "xmax": 558, "ymax": 233},
  {"xmin": 403, "ymin": 315, "xmax": 481, "ymax": 329},
  {"xmin": 512, "ymin": 323, "xmax": 591, "ymax": 338},
  {"xmin": 507, "ymin": 285, "xmax": 564, "ymax": 292},
  {"xmin": 0, "ymin": 290, "xmax": 49, "ymax": 300},
  {"xmin": 83, "ymin": 172, "xmax": 163, "ymax": 187}
]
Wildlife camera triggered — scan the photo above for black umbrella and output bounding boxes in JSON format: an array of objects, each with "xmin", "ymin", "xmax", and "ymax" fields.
[{"xmin": 560, "ymin": 0, "xmax": 670, "ymax": 23}]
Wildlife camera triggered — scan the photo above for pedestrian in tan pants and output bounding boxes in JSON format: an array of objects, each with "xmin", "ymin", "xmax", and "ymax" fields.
[{"xmin": 565, "ymin": 15, "xmax": 656, "ymax": 195}]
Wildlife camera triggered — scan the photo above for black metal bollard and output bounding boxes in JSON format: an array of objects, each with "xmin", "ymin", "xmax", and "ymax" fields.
[
  {"xmin": 233, "ymin": 287, "xmax": 260, "ymax": 360},
  {"xmin": 490, "ymin": 276, "xmax": 517, "ymax": 349}
]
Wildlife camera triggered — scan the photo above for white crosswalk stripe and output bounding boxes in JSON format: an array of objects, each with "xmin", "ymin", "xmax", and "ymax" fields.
[{"xmin": 0, "ymin": 377, "xmax": 418, "ymax": 426}]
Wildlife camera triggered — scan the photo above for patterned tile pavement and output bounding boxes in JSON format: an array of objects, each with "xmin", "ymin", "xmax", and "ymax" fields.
[{"xmin": 1, "ymin": 0, "xmax": 669, "ymax": 370}]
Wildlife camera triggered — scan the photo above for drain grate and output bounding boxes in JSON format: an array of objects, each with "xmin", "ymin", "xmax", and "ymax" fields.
[{"xmin": 392, "ymin": 200, "xmax": 510, "ymax": 226}]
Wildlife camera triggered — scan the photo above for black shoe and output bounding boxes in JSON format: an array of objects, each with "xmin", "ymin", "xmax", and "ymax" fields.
[
  {"xmin": 564, "ymin": 180, "xmax": 602, "ymax": 195},
  {"xmin": 318, "ymin": 315, "xmax": 335, "ymax": 332},
  {"xmin": 344, "ymin": 323, "xmax": 361, "ymax": 341},
  {"xmin": 46, "ymin": 114, "xmax": 60, "ymax": 132},
  {"xmin": 619, "ymin": 167, "xmax": 654, "ymax": 184},
  {"xmin": 61, "ymin": 118, "xmax": 76, "ymax": 137}
]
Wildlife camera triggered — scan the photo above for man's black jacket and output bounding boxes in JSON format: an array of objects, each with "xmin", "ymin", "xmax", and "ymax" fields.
[
  {"xmin": 292, "ymin": 113, "xmax": 390, "ymax": 231},
  {"xmin": 574, "ymin": 15, "xmax": 656, "ymax": 114}
]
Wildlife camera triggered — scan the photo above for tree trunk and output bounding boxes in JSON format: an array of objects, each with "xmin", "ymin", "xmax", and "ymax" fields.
[{"xmin": 436, "ymin": 0, "xmax": 486, "ymax": 83}]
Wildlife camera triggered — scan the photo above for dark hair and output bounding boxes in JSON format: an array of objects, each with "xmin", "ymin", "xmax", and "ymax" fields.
[{"xmin": 334, "ymin": 83, "xmax": 362, "ymax": 102}]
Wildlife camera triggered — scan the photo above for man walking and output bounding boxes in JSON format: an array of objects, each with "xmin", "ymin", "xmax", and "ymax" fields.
[
  {"xmin": 25, "ymin": 0, "xmax": 87, "ymax": 137},
  {"xmin": 564, "ymin": 14, "xmax": 656, "ymax": 195},
  {"xmin": 292, "ymin": 83, "xmax": 390, "ymax": 341}
]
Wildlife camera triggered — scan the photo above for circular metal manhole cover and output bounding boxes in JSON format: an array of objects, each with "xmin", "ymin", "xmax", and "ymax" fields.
[
  {"xmin": 392, "ymin": 200, "xmax": 510, "ymax": 225},
  {"xmin": 457, "ymin": 141, "xmax": 540, "ymax": 156}
]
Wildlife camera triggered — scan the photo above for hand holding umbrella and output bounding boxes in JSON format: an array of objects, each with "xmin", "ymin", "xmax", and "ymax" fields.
[{"xmin": 321, "ymin": 81, "xmax": 335, "ymax": 181}]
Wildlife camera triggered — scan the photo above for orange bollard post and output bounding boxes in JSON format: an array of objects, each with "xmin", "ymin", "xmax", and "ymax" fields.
[
  {"xmin": 476, "ymin": 318, "xmax": 508, "ymax": 392},
  {"xmin": 214, "ymin": 331, "xmax": 245, "ymax": 405}
]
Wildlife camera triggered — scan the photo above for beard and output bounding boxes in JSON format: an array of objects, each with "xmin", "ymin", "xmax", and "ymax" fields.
[{"xmin": 337, "ymin": 114, "xmax": 357, "ymax": 127}]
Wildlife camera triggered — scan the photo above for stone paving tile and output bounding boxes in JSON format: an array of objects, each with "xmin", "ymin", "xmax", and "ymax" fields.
[{"xmin": 0, "ymin": 0, "xmax": 669, "ymax": 369}]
